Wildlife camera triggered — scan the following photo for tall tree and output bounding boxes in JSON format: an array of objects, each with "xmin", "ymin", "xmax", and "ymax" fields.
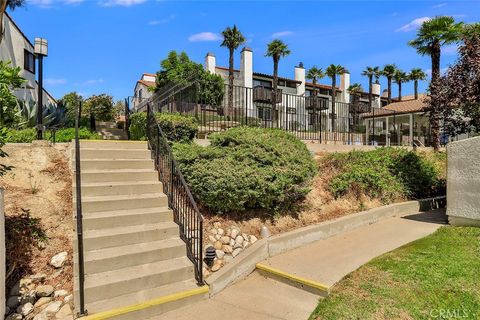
[
  {"xmin": 220, "ymin": 25, "xmax": 245, "ymax": 117},
  {"xmin": 265, "ymin": 39, "xmax": 291, "ymax": 126},
  {"xmin": 408, "ymin": 16, "xmax": 463, "ymax": 151},
  {"xmin": 306, "ymin": 66, "xmax": 325, "ymax": 97},
  {"xmin": 326, "ymin": 64, "xmax": 346, "ymax": 131},
  {"xmin": 58, "ymin": 92, "xmax": 83, "ymax": 127},
  {"xmin": 0, "ymin": 0, "xmax": 25, "ymax": 45},
  {"xmin": 381, "ymin": 64, "xmax": 397, "ymax": 105},
  {"xmin": 361, "ymin": 66, "xmax": 380, "ymax": 107},
  {"xmin": 393, "ymin": 69, "xmax": 408, "ymax": 101},
  {"xmin": 409, "ymin": 68, "xmax": 427, "ymax": 100}
]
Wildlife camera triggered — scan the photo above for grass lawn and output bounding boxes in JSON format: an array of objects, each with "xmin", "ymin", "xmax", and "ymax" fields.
[{"xmin": 310, "ymin": 227, "xmax": 480, "ymax": 320}]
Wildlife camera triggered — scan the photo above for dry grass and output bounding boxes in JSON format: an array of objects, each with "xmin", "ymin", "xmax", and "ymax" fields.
[
  {"xmin": 203, "ymin": 153, "xmax": 387, "ymax": 238},
  {"xmin": 0, "ymin": 143, "xmax": 73, "ymax": 293}
]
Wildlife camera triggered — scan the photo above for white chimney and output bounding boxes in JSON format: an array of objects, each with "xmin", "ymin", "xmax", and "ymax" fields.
[
  {"xmin": 240, "ymin": 47, "xmax": 253, "ymax": 88},
  {"xmin": 294, "ymin": 62, "xmax": 305, "ymax": 96},
  {"xmin": 340, "ymin": 71, "xmax": 350, "ymax": 103},
  {"xmin": 205, "ymin": 52, "xmax": 216, "ymax": 74},
  {"xmin": 372, "ymin": 82, "xmax": 381, "ymax": 108}
]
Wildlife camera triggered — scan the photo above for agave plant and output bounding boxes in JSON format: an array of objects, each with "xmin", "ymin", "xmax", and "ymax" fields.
[{"xmin": 15, "ymin": 100, "xmax": 66, "ymax": 129}]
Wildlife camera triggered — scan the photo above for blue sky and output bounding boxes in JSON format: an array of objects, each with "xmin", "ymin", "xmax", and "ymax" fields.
[{"xmin": 10, "ymin": 0, "xmax": 480, "ymax": 101}]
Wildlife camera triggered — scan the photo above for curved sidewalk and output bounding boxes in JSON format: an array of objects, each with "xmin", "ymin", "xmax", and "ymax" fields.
[{"xmin": 154, "ymin": 210, "xmax": 447, "ymax": 320}]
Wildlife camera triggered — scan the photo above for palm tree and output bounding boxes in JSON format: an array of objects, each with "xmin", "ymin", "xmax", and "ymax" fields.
[
  {"xmin": 393, "ymin": 70, "xmax": 408, "ymax": 101},
  {"xmin": 306, "ymin": 66, "xmax": 325, "ymax": 97},
  {"xmin": 348, "ymin": 83, "xmax": 364, "ymax": 136},
  {"xmin": 409, "ymin": 68, "xmax": 427, "ymax": 100},
  {"xmin": 326, "ymin": 64, "xmax": 346, "ymax": 131},
  {"xmin": 381, "ymin": 64, "xmax": 397, "ymax": 104},
  {"xmin": 220, "ymin": 25, "xmax": 246, "ymax": 117},
  {"xmin": 409, "ymin": 16, "xmax": 463, "ymax": 151},
  {"xmin": 266, "ymin": 39, "xmax": 291, "ymax": 126},
  {"xmin": 362, "ymin": 66, "xmax": 380, "ymax": 107}
]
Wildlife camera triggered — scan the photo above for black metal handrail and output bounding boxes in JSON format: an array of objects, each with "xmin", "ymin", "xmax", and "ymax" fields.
[
  {"xmin": 74, "ymin": 102, "xmax": 87, "ymax": 316},
  {"xmin": 124, "ymin": 98, "xmax": 130, "ymax": 140},
  {"xmin": 146, "ymin": 104, "xmax": 204, "ymax": 285}
]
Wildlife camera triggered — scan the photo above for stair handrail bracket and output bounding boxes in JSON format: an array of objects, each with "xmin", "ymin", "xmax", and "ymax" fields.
[{"xmin": 146, "ymin": 103, "xmax": 204, "ymax": 285}]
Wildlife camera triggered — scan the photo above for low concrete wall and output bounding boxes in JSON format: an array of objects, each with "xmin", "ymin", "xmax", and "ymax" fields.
[
  {"xmin": 206, "ymin": 197, "xmax": 445, "ymax": 296},
  {"xmin": 447, "ymin": 136, "xmax": 480, "ymax": 226},
  {"xmin": 1, "ymin": 188, "xmax": 5, "ymax": 317}
]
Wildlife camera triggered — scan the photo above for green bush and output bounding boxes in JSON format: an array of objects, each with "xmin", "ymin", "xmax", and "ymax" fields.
[
  {"xmin": 326, "ymin": 148, "xmax": 445, "ymax": 203},
  {"xmin": 4, "ymin": 128, "xmax": 100, "ymax": 143},
  {"xmin": 129, "ymin": 112, "xmax": 198, "ymax": 142},
  {"xmin": 173, "ymin": 127, "xmax": 317, "ymax": 214}
]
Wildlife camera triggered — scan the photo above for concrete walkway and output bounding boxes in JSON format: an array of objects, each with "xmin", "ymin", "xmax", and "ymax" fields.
[{"xmin": 154, "ymin": 210, "xmax": 447, "ymax": 320}]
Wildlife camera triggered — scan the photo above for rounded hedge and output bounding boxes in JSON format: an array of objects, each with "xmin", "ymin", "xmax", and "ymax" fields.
[
  {"xmin": 129, "ymin": 112, "xmax": 198, "ymax": 142},
  {"xmin": 173, "ymin": 127, "xmax": 317, "ymax": 214}
]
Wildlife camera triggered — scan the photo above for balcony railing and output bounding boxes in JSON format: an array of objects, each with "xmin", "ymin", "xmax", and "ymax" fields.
[
  {"xmin": 253, "ymin": 86, "xmax": 282, "ymax": 104},
  {"xmin": 305, "ymin": 96, "xmax": 329, "ymax": 110}
]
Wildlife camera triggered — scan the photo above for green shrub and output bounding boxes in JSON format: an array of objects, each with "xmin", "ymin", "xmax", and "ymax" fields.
[
  {"xmin": 129, "ymin": 112, "xmax": 198, "ymax": 142},
  {"xmin": 4, "ymin": 128, "xmax": 100, "ymax": 143},
  {"xmin": 173, "ymin": 127, "xmax": 317, "ymax": 213},
  {"xmin": 326, "ymin": 148, "xmax": 445, "ymax": 202}
]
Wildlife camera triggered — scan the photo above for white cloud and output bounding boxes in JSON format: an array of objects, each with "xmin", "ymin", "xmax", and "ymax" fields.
[
  {"xmin": 64, "ymin": 0, "xmax": 84, "ymax": 4},
  {"xmin": 432, "ymin": 2, "xmax": 447, "ymax": 8},
  {"xmin": 148, "ymin": 14, "xmax": 176, "ymax": 25},
  {"xmin": 188, "ymin": 32, "xmax": 221, "ymax": 42},
  {"xmin": 101, "ymin": 0, "xmax": 146, "ymax": 7},
  {"xmin": 45, "ymin": 78, "xmax": 67, "ymax": 85},
  {"xmin": 271, "ymin": 31, "xmax": 293, "ymax": 38},
  {"xmin": 396, "ymin": 17, "xmax": 431, "ymax": 32},
  {"xmin": 81, "ymin": 79, "xmax": 104, "ymax": 86}
]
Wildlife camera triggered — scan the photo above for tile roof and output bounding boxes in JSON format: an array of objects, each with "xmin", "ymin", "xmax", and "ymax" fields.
[
  {"xmin": 363, "ymin": 94, "xmax": 428, "ymax": 118},
  {"xmin": 305, "ymin": 81, "xmax": 339, "ymax": 91},
  {"xmin": 138, "ymin": 80, "xmax": 156, "ymax": 88}
]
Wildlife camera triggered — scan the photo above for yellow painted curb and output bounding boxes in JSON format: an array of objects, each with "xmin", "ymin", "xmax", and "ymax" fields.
[
  {"xmin": 256, "ymin": 263, "xmax": 329, "ymax": 293},
  {"xmin": 79, "ymin": 285, "xmax": 209, "ymax": 320},
  {"xmin": 79, "ymin": 140, "xmax": 146, "ymax": 143}
]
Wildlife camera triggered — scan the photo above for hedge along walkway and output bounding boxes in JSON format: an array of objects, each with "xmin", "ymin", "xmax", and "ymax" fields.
[{"xmin": 153, "ymin": 210, "xmax": 447, "ymax": 320}]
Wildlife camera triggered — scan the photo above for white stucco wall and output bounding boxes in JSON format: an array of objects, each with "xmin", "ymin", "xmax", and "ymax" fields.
[
  {"xmin": 0, "ymin": 13, "xmax": 55, "ymax": 106},
  {"xmin": 0, "ymin": 188, "xmax": 5, "ymax": 318},
  {"xmin": 447, "ymin": 136, "xmax": 480, "ymax": 226}
]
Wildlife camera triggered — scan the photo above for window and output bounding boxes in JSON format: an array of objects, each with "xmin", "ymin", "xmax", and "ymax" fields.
[
  {"xmin": 138, "ymin": 89, "xmax": 143, "ymax": 101},
  {"xmin": 253, "ymin": 79, "xmax": 272, "ymax": 88},
  {"xmin": 278, "ymin": 80, "xmax": 286, "ymax": 86},
  {"xmin": 287, "ymin": 107, "xmax": 296, "ymax": 114},
  {"xmin": 258, "ymin": 107, "xmax": 272, "ymax": 121},
  {"xmin": 286, "ymin": 81, "xmax": 297, "ymax": 88},
  {"xmin": 24, "ymin": 50, "xmax": 35, "ymax": 74},
  {"xmin": 305, "ymin": 90, "xmax": 312, "ymax": 97}
]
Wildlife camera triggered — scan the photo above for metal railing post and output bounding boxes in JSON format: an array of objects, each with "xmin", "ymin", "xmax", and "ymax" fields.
[{"xmin": 75, "ymin": 102, "xmax": 87, "ymax": 317}]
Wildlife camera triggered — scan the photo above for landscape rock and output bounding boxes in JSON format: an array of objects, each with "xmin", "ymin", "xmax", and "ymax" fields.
[
  {"xmin": 222, "ymin": 245, "xmax": 233, "ymax": 254},
  {"xmin": 33, "ymin": 312, "xmax": 48, "ymax": 320},
  {"xmin": 50, "ymin": 252, "xmax": 68, "ymax": 268},
  {"xmin": 210, "ymin": 228, "xmax": 218, "ymax": 235},
  {"xmin": 226, "ymin": 229, "xmax": 231, "ymax": 237},
  {"xmin": 30, "ymin": 273, "xmax": 47, "ymax": 282},
  {"xmin": 214, "ymin": 241, "xmax": 223, "ymax": 250},
  {"xmin": 215, "ymin": 234, "xmax": 221, "ymax": 240},
  {"xmin": 17, "ymin": 302, "xmax": 34, "ymax": 316},
  {"xmin": 55, "ymin": 304, "xmax": 73, "ymax": 319},
  {"xmin": 213, "ymin": 222, "xmax": 221, "ymax": 228},
  {"xmin": 43, "ymin": 301, "xmax": 63, "ymax": 315},
  {"xmin": 233, "ymin": 242, "xmax": 243, "ymax": 249},
  {"xmin": 229, "ymin": 239, "xmax": 235, "ymax": 247},
  {"xmin": 54, "ymin": 290, "xmax": 68, "ymax": 298},
  {"xmin": 217, "ymin": 228, "xmax": 224, "ymax": 236},
  {"xmin": 208, "ymin": 235, "xmax": 216, "ymax": 243},
  {"xmin": 211, "ymin": 261, "xmax": 222, "ymax": 272},
  {"xmin": 249, "ymin": 235, "xmax": 258, "ymax": 244},
  {"xmin": 220, "ymin": 236, "xmax": 230, "ymax": 245},
  {"xmin": 64, "ymin": 294, "xmax": 73, "ymax": 303},
  {"xmin": 20, "ymin": 291, "xmax": 37, "ymax": 304},
  {"xmin": 242, "ymin": 233, "xmax": 249, "ymax": 242},
  {"xmin": 232, "ymin": 247, "xmax": 243, "ymax": 257},
  {"xmin": 36, "ymin": 285, "xmax": 54, "ymax": 298},
  {"xmin": 235, "ymin": 235, "xmax": 244, "ymax": 246},
  {"xmin": 216, "ymin": 250, "xmax": 225, "ymax": 260},
  {"xmin": 5, "ymin": 313, "xmax": 22, "ymax": 320},
  {"xmin": 34, "ymin": 297, "xmax": 52, "ymax": 308},
  {"xmin": 10, "ymin": 278, "xmax": 32, "ymax": 296},
  {"xmin": 230, "ymin": 229, "xmax": 239, "ymax": 240},
  {"xmin": 243, "ymin": 241, "xmax": 250, "ymax": 249}
]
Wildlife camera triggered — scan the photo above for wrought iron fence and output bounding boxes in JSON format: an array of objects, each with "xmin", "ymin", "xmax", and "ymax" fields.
[{"xmin": 146, "ymin": 103, "xmax": 204, "ymax": 285}]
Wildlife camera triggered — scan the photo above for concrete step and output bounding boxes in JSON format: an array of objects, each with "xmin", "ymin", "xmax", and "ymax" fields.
[
  {"xmin": 77, "ymin": 279, "xmax": 206, "ymax": 316},
  {"xmin": 80, "ymin": 256, "xmax": 194, "ymax": 303},
  {"xmin": 80, "ymin": 169, "xmax": 157, "ymax": 183},
  {"xmin": 75, "ymin": 148, "xmax": 151, "ymax": 160},
  {"xmin": 82, "ymin": 207, "xmax": 173, "ymax": 230},
  {"xmin": 96, "ymin": 122, "xmax": 118, "ymax": 129},
  {"xmin": 82, "ymin": 238, "xmax": 186, "ymax": 274},
  {"xmin": 80, "ymin": 181, "xmax": 163, "ymax": 197},
  {"xmin": 80, "ymin": 221, "xmax": 179, "ymax": 251},
  {"xmin": 79, "ymin": 141, "xmax": 148, "ymax": 149},
  {"xmin": 102, "ymin": 135, "xmax": 128, "ymax": 141},
  {"xmin": 79, "ymin": 193, "xmax": 168, "ymax": 213},
  {"xmin": 75, "ymin": 159, "xmax": 154, "ymax": 170},
  {"xmin": 98, "ymin": 128, "xmax": 125, "ymax": 134}
]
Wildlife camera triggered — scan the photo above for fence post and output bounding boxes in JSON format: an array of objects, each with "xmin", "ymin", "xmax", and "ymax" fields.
[{"xmin": 0, "ymin": 187, "xmax": 5, "ymax": 319}]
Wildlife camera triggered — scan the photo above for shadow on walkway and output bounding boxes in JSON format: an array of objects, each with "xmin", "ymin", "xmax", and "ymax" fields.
[{"xmin": 402, "ymin": 209, "xmax": 448, "ymax": 225}]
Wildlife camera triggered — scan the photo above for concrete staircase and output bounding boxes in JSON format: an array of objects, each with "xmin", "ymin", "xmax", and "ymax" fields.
[
  {"xmin": 96, "ymin": 121, "xmax": 128, "ymax": 140},
  {"xmin": 73, "ymin": 140, "xmax": 207, "ymax": 319}
]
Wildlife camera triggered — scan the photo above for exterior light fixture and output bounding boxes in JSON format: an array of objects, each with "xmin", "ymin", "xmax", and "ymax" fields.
[
  {"xmin": 204, "ymin": 246, "xmax": 216, "ymax": 267},
  {"xmin": 34, "ymin": 38, "xmax": 48, "ymax": 140}
]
